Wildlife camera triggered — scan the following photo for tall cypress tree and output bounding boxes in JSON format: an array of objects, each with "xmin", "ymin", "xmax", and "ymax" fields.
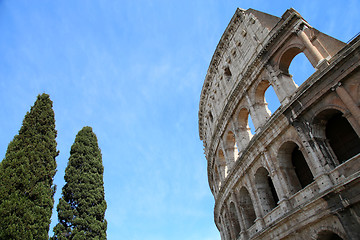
[
  {"xmin": 0, "ymin": 93, "xmax": 58, "ymax": 239},
  {"xmin": 53, "ymin": 126, "xmax": 107, "ymax": 240}
]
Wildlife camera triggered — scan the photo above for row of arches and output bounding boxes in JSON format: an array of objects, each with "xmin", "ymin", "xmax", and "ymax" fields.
[
  {"xmin": 206, "ymin": 23, "xmax": 338, "ymax": 175},
  {"xmin": 218, "ymin": 145, "xmax": 313, "ymax": 238},
  {"xmin": 212, "ymin": 108, "xmax": 360, "ymax": 193},
  {"xmin": 215, "ymin": 108, "xmax": 360, "ymax": 239},
  {"xmin": 203, "ymin": 11, "xmax": 357, "ymax": 240},
  {"xmin": 212, "ymin": 51, "xmax": 316, "ymax": 185}
]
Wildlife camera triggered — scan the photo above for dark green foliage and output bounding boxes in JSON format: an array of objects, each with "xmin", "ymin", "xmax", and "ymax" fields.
[
  {"xmin": 52, "ymin": 127, "xmax": 107, "ymax": 240},
  {"xmin": 0, "ymin": 93, "xmax": 58, "ymax": 240}
]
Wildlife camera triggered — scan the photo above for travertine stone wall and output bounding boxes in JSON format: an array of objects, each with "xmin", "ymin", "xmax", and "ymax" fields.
[{"xmin": 199, "ymin": 8, "xmax": 360, "ymax": 240}]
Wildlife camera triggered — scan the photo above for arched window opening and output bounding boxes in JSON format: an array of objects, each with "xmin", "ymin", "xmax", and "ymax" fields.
[
  {"xmin": 238, "ymin": 108, "xmax": 254, "ymax": 136},
  {"xmin": 229, "ymin": 202, "xmax": 241, "ymax": 237},
  {"xmin": 317, "ymin": 230, "xmax": 344, "ymax": 240},
  {"xmin": 225, "ymin": 131, "xmax": 239, "ymax": 162},
  {"xmin": 265, "ymin": 85, "xmax": 281, "ymax": 114},
  {"xmin": 218, "ymin": 149, "xmax": 227, "ymax": 179},
  {"xmin": 292, "ymin": 146, "xmax": 314, "ymax": 188},
  {"xmin": 278, "ymin": 141, "xmax": 313, "ymax": 194},
  {"xmin": 255, "ymin": 167, "xmax": 279, "ymax": 214},
  {"xmin": 268, "ymin": 176, "xmax": 279, "ymax": 204},
  {"xmin": 254, "ymin": 80, "xmax": 272, "ymax": 118},
  {"xmin": 288, "ymin": 52, "xmax": 315, "ymax": 87},
  {"xmin": 248, "ymin": 114, "xmax": 256, "ymax": 135},
  {"xmin": 224, "ymin": 66, "xmax": 232, "ymax": 82},
  {"xmin": 239, "ymin": 187, "xmax": 256, "ymax": 229},
  {"xmin": 326, "ymin": 112, "xmax": 360, "ymax": 164},
  {"xmin": 238, "ymin": 108, "xmax": 254, "ymax": 138}
]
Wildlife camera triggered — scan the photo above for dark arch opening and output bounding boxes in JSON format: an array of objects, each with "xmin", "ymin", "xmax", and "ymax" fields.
[
  {"xmin": 292, "ymin": 146, "xmax": 314, "ymax": 188},
  {"xmin": 317, "ymin": 230, "xmax": 344, "ymax": 240},
  {"xmin": 255, "ymin": 167, "xmax": 279, "ymax": 214},
  {"xmin": 326, "ymin": 112, "xmax": 360, "ymax": 164},
  {"xmin": 268, "ymin": 176, "xmax": 279, "ymax": 204}
]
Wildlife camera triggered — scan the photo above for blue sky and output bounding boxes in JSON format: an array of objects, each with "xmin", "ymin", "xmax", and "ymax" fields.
[{"xmin": 0, "ymin": 1, "xmax": 359, "ymax": 239}]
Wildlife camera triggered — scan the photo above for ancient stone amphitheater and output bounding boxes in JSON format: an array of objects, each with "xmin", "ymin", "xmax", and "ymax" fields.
[{"xmin": 198, "ymin": 8, "xmax": 360, "ymax": 240}]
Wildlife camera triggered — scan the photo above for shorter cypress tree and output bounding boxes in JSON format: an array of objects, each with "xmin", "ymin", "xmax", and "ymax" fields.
[
  {"xmin": 0, "ymin": 93, "xmax": 58, "ymax": 239},
  {"xmin": 53, "ymin": 126, "xmax": 107, "ymax": 240}
]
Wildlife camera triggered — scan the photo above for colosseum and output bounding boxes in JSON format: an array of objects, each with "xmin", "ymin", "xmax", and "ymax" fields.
[{"xmin": 198, "ymin": 8, "xmax": 360, "ymax": 240}]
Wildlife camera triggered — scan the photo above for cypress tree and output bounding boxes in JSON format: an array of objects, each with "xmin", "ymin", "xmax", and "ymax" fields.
[
  {"xmin": 52, "ymin": 126, "xmax": 107, "ymax": 240},
  {"xmin": 0, "ymin": 93, "xmax": 58, "ymax": 239}
]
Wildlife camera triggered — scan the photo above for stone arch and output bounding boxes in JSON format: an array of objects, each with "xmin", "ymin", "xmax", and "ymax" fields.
[
  {"xmin": 272, "ymin": 39, "xmax": 320, "ymax": 103},
  {"xmin": 313, "ymin": 227, "xmax": 347, "ymax": 240},
  {"xmin": 217, "ymin": 149, "xmax": 227, "ymax": 180},
  {"xmin": 278, "ymin": 45, "xmax": 305, "ymax": 75},
  {"xmin": 224, "ymin": 130, "xmax": 239, "ymax": 164},
  {"xmin": 222, "ymin": 211, "xmax": 233, "ymax": 240},
  {"xmin": 277, "ymin": 141, "xmax": 314, "ymax": 194},
  {"xmin": 253, "ymin": 79, "xmax": 273, "ymax": 119},
  {"xmin": 316, "ymin": 231, "xmax": 344, "ymax": 240},
  {"xmin": 228, "ymin": 201, "xmax": 241, "ymax": 238},
  {"xmin": 236, "ymin": 107, "xmax": 253, "ymax": 148},
  {"xmin": 239, "ymin": 186, "xmax": 256, "ymax": 229},
  {"xmin": 313, "ymin": 108, "xmax": 360, "ymax": 164},
  {"xmin": 254, "ymin": 166, "xmax": 279, "ymax": 214},
  {"xmin": 311, "ymin": 106, "xmax": 347, "ymax": 139}
]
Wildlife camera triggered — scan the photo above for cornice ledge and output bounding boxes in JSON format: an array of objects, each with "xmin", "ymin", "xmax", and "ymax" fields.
[{"xmin": 199, "ymin": 8, "xmax": 244, "ymax": 141}]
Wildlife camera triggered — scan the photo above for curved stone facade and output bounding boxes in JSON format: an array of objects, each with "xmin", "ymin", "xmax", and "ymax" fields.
[{"xmin": 199, "ymin": 8, "xmax": 360, "ymax": 240}]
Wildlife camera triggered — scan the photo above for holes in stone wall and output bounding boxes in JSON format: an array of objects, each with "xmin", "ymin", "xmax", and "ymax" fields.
[
  {"xmin": 239, "ymin": 187, "xmax": 256, "ymax": 228},
  {"xmin": 224, "ymin": 66, "xmax": 232, "ymax": 81},
  {"xmin": 229, "ymin": 202, "xmax": 241, "ymax": 237}
]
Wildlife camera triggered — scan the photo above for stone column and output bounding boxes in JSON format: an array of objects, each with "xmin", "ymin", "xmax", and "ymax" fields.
[
  {"xmin": 231, "ymin": 192, "xmax": 248, "ymax": 239},
  {"xmin": 219, "ymin": 214, "xmax": 230, "ymax": 240},
  {"xmin": 245, "ymin": 95, "xmax": 262, "ymax": 132},
  {"xmin": 230, "ymin": 120, "xmax": 246, "ymax": 153},
  {"xmin": 262, "ymin": 150, "xmax": 292, "ymax": 212},
  {"xmin": 295, "ymin": 25, "xmax": 326, "ymax": 69},
  {"xmin": 220, "ymin": 141, "xmax": 234, "ymax": 173},
  {"xmin": 223, "ymin": 205, "xmax": 236, "ymax": 240},
  {"xmin": 332, "ymin": 83, "xmax": 360, "ymax": 136},
  {"xmin": 266, "ymin": 65, "xmax": 297, "ymax": 105},
  {"xmin": 292, "ymin": 120, "xmax": 334, "ymax": 192},
  {"xmin": 244, "ymin": 174, "xmax": 265, "ymax": 229}
]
